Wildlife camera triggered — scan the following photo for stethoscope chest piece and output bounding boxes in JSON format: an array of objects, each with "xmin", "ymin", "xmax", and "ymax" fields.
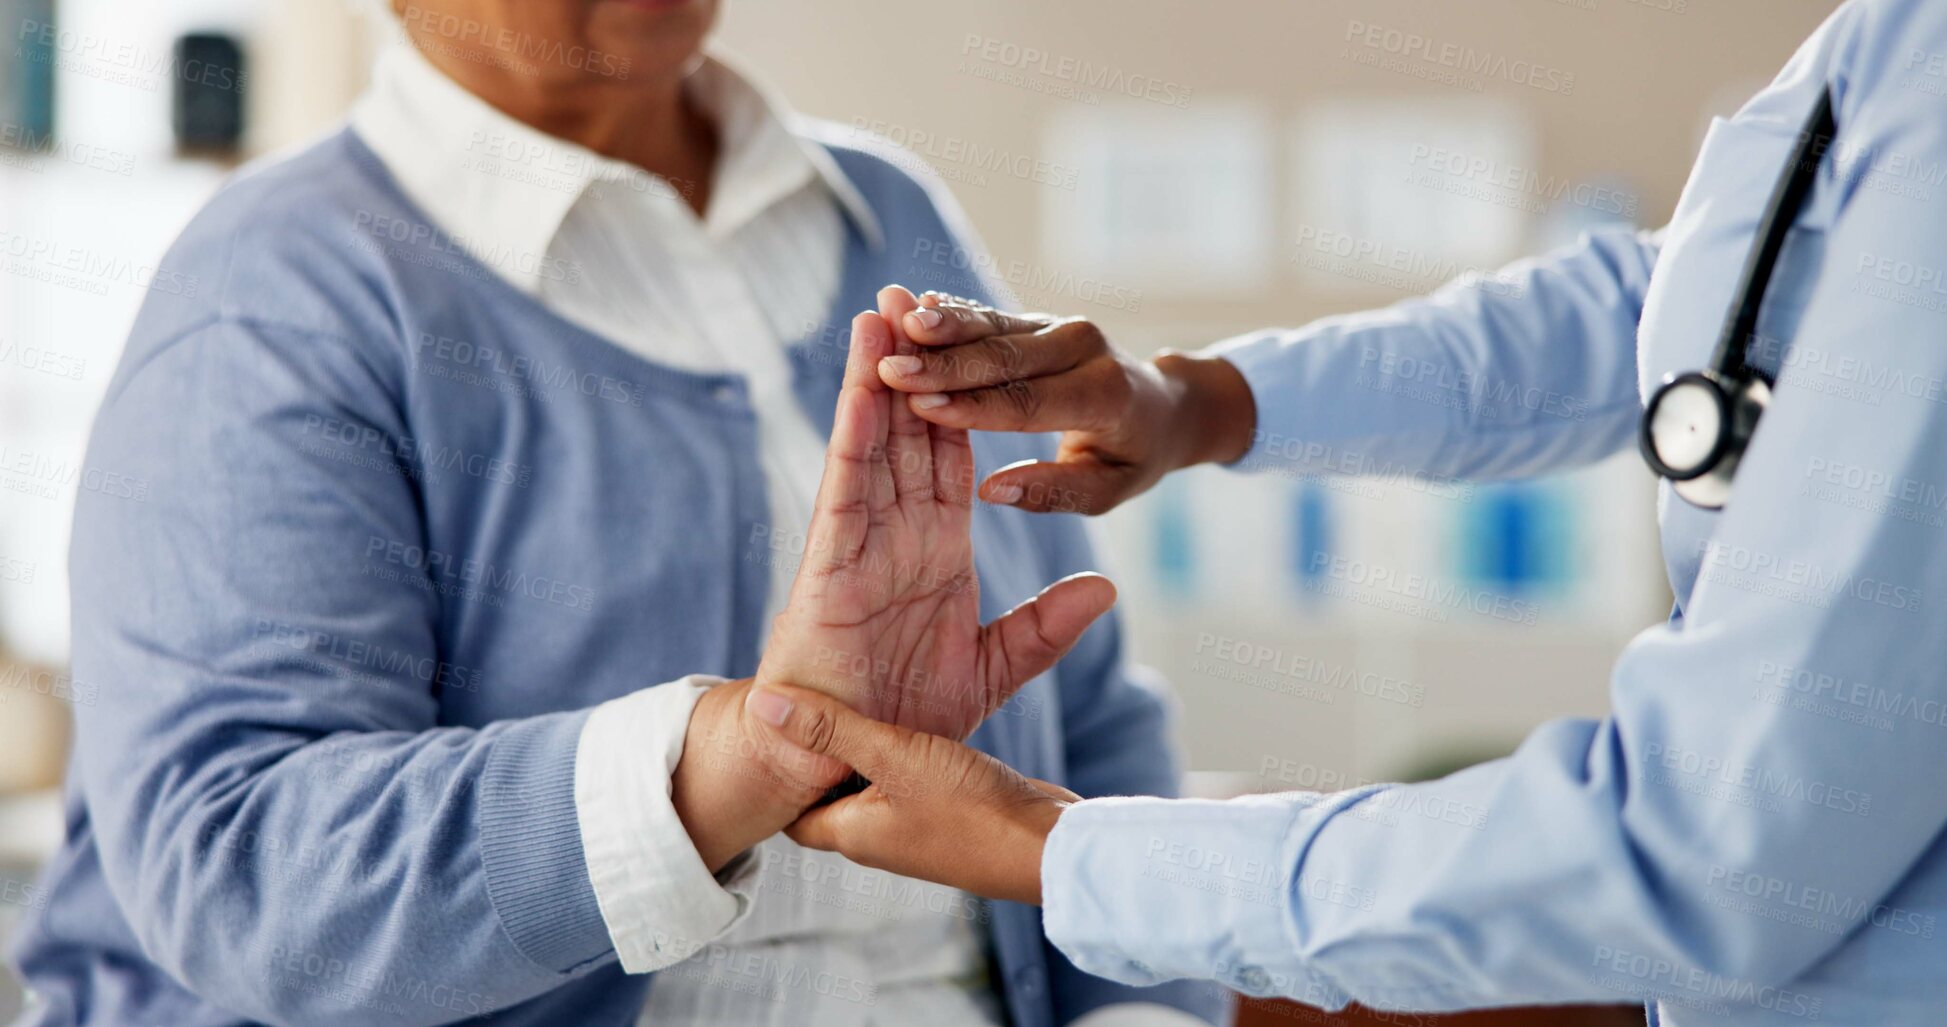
[
  {"xmin": 1640, "ymin": 369, "xmax": 1771, "ymax": 511},
  {"xmin": 1639, "ymin": 87, "xmax": 1833, "ymax": 511}
]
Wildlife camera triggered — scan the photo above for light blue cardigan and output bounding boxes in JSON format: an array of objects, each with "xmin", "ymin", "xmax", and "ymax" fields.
[{"xmin": 9, "ymin": 126, "xmax": 1227, "ymax": 1027}]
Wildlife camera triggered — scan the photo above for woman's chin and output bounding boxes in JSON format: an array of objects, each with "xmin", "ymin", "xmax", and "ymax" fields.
[{"xmin": 585, "ymin": 0, "xmax": 716, "ymax": 74}]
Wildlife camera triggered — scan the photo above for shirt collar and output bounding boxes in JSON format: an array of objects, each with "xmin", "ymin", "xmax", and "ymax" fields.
[
  {"xmin": 349, "ymin": 43, "xmax": 883, "ymax": 292},
  {"xmin": 687, "ymin": 57, "xmax": 883, "ymax": 251}
]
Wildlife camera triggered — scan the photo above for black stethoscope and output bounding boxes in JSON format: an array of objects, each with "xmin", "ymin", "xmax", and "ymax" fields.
[{"xmin": 1639, "ymin": 89, "xmax": 1836, "ymax": 510}]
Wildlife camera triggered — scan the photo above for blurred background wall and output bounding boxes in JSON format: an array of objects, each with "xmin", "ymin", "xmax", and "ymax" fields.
[{"xmin": 0, "ymin": 0, "xmax": 1841, "ymax": 1017}]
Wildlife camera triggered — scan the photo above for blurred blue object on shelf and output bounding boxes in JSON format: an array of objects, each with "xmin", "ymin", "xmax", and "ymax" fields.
[
  {"xmin": 1290, "ymin": 481, "xmax": 1333, "ymax": 599},
  {"xmin": 1, "ymin": 0, "xmax": 56, "ymax": 147},
  {"xmin": 1151, "ymin": 476, "xmax": 1197, "ymax": 600},
  {"xmin": 1460, "ymin": 482, "xmax": 1572, "ymax": 595}
]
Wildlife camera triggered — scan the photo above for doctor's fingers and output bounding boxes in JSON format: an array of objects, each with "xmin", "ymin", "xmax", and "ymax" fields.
[
  {"xmin": 978, "ymin": 456, "xmax": 1139, "ymax": 515},
  {"xmin": 901, "ymin": 292, "xmax": 1054, "ymax": 346},
  {"xmin": 746, "ymin": 682, "xmax": 936, "ymax": 786},
  {"xmin": 877, "ymin": 320, "xmax": 1104, "ymax": 394},
  {"xmin": 778, "ymin": 736, "xmax": 1045, "ymax": 872},
  {"xmin": 895, "ymin": 360, "xmax": 1129, "ymax": 435}
]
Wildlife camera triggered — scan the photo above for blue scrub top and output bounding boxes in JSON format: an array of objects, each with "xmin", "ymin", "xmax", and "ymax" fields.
[{"xmin": 1041, "ymin": 2, "xmax": 1947, "ymax": 1024}]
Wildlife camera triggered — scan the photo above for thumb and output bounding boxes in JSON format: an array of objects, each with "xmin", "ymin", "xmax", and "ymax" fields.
[
  {"xmin": 978, "ymin": 572, "xmax": 1117, "ymax": 705},
  {"xmin": 783, "ymin": 794, "xmax": 863, "ymax": 854},
  {"xmin": 980, "ymin": 456, "xmax": 1133, "ymax": 516},
  {"xmin": 745, "ymin": 683, "xmax": 916, "ymax": 783}
]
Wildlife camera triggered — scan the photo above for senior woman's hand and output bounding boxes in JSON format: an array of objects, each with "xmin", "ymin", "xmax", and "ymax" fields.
[
  {"xmin": 744, "ymin": 680, "xmax": 1074, "ymax": 906},
  {"xmin": 754, "ymin": 286, "xmax": 1118, "ymax": 743},
  {"xmin": 874, "ymin": 293, "xmax": 1259, "ymax": 515}
]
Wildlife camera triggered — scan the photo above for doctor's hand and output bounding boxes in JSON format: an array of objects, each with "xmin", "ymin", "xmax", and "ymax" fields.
[
  {"xmin": 875, "ymin": 293, "xmax": 1258, "ymax": 514},
  {"xmin": 745, "ymin": 681, "xmax": 1073, "ymax": 906},
  {"xmin": 755, "ymin": 286, "xmax": 1117, "ymax": 743}
]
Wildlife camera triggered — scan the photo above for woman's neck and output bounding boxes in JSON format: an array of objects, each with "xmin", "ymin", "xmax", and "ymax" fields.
[{"xmin": 424, "ymin": 52, "xmax": 719, "ymax": 217}]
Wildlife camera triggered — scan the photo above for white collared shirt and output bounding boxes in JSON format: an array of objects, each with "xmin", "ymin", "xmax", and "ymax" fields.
[{"xmin": 349, "ymin": 41, "xmax": 1004, "ymax": 1027}]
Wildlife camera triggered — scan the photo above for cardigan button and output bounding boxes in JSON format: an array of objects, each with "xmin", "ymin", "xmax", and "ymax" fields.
[{"xmin": 1012, "ymin": 964, "xmax": 1046, "ymax": 1000}]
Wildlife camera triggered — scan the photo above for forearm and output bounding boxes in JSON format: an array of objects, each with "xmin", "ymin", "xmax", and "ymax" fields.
[
  {"xmin": 671, "ymin": 677, "xmax": 839, "ymax": 871},
  {"xmin": 1208, "ymin": 226, "xmax": 1658, "ymax": 482},
  {"xmin": 1036, "ymin": 522, "xmax": 1235, "ymax": 1026},
  {"xmin": 1043, "ymin": 687, "xmax": 1900, "ymax": 1016},
  {"xmin": 83, "ymin": 709, "xmax": 606, "ymax": 1024},
  {"xmin": 1041, "ymin": 751, "xmax": 1675, "ymax": 1012}
]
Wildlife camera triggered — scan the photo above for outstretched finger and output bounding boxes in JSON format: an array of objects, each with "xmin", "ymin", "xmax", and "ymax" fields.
[
  {"xmin": 897, "ymin": 294, "xmax": 981, "ymax": 511},
  {"xmin": 803, "ymin": 382, "xmax": 878, "ymax": 572},
  {"xmin": 842, "ymin": 309, "xmax": 896, "ymax": 395},
  {"xmin": 977, "ymin": 572, "xmax": 1118, "ymax": 707},
  {"xmin": 877, "ymin": 286, "xmax": 937, "ymax": 503},
  {"xmin": 839, "ymin": 309, "xmax": 898, "ymax": 517}
]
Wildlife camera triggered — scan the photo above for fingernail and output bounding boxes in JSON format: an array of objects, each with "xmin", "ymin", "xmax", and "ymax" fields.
[
  {"xmin": 880, "ymin": 355, "xmax": 923, "ymax": 377},
  {"xmin": 746, "ymin": 687, "xmax": 792, "ymax": 727},
  {"xmin": 907, "ymin": 308, "xmax": 944, "ymax": 330},
  {"xmin": 910, "ymin": 393, "xmax": 950, "ymax": 411},
  {"xmin": 987, "ymin": 483, "xmax": 1025, "ymax": 505}
]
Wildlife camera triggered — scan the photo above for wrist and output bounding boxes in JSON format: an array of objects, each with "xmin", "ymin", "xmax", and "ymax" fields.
[
  {"xmin": 710, "ymin": 680, "xmax": 837, "ymax": 812},
  {"xmin": 673, "ymin": 679, "xmax": 828, "ymax": 871},
  {"xmin": 1008, "ymin": 798, "xmax": 1069, "ymax": 906},
  {"xmin": 1152, "ymin": 350, "xmax": 1257, "ymax": 470}
]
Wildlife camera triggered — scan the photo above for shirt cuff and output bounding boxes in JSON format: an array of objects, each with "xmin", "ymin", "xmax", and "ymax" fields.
[
  {"xmin": 575, "ymin": 673, "xmax": 760, "ymax": 973},
  {"xmin": 1041, "ymin": 793, "xmax": 1363, "ymax": 1007}
]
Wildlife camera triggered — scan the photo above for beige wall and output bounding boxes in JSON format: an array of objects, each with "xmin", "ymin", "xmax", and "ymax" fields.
[{"xmin": 716, "ymin": 0, "xmax": 1841, "ymax": 349}]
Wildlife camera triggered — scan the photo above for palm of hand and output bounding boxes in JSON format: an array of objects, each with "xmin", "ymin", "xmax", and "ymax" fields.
[{"xmin": 757, "ymin": 293, "xmax": 998, "ymax": 739}]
